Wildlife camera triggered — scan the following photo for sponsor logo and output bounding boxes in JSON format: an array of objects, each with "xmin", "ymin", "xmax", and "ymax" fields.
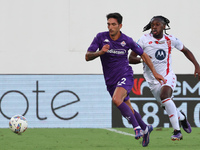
[
  {"xmin": 155, "ymin": 49, "xmax": 166, "ymax": 60},
  {"xmin": 104, "ymin": 39, "xmax": 109, "ymax": 42},
  {"xmin": 107, "ymin": 49, "xmax": 126, "ymax": 55},
  {"xmin": 131, "ymin": 75, "xmax": 200, "ymax": 96},
  {"xmin": 112, "ymin": 75, "xmax": 200, "ymax": 128},
  {"xmin": 132, "ymin": 78, "xmax": 145, "ymax": 95},
  {"xmin": 125, "ymin": 116, "xmax": 130, "ymax": 121}
]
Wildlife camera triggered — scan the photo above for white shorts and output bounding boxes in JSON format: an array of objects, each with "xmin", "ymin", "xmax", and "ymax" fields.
[{"xmin": 148, "ymin": 71, "xmax": 177, "ymax": 106}]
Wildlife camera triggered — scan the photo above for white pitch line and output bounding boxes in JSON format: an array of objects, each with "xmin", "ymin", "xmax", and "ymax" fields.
[{"xmin": 104, "ymin": 128, "xmax": 135, "ymax": 137}]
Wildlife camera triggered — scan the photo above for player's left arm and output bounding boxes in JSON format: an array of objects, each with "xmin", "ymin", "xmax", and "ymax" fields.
[{"xmin": 181, "ymin": 46, "xmax": 200, "ymax": 80}]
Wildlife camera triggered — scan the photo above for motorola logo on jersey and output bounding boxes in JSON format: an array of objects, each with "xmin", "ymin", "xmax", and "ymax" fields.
[{"xmin": 155, "ymin": 49, "xmax": 166, "ymax": 60}]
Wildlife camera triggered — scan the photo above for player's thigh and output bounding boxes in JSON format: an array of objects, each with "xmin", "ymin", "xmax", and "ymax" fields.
[
  {"xmin": 112, "ymin": 87, "xmax": 127, "ymax": 106},
  {"xmin": 149, "ymin": 83, "xmax": 162, "ymax": 106},
  {"xmin": 162, "ymin": 71, "xmax": 177, "ymax": 91},
  {"xmin": 116, "ymin": 75, "xmax": 133, "ymax": 101}
]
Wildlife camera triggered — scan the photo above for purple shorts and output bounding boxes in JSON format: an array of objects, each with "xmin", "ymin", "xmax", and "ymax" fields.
[{"xmin": 107, "ymin": 75, "xmax": 134, "ymax": 102}]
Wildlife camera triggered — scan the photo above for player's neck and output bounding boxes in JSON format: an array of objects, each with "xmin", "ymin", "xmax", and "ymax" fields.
[
  {"xmin": 153, "ymin": 33, "xmax": 163, "ymax": 40},
  {"xmin": 110, "ymin": 32, "xmax": 121, "ymax": 41}
]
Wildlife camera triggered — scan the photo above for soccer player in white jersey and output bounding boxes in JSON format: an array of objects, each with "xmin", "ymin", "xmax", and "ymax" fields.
[{"xmin": 129, "ymin": 16, "xmax": 200, "ymax": 141}]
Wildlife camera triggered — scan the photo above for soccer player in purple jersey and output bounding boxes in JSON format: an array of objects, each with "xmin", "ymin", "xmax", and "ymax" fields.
[{"xmin": 85, "ymin": 13, "xmax": 165, "ymax": 147}]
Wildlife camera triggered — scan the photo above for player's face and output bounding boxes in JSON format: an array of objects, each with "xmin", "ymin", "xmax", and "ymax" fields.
[
  {"xmin": 150, "ymin": 18, "xmax": 165, "ymax": 39},
  {"xmin": 107, "ymin": 18, "xmax": 122, "ymax": 39}
]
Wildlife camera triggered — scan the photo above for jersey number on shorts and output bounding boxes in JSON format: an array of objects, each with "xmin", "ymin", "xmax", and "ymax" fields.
[{"xmin": 117, "ymin": 78, "xmax": 126, "ymax": 86}]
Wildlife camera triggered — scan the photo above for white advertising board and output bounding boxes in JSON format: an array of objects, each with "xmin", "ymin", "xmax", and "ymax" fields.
[{"xmin": 0, "ymin": 75, "xmax": 111, "ymax": 128}]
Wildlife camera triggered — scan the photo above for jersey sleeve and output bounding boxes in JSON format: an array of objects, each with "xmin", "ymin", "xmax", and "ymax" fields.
[
  {"xmin": 173, "ymin": 36, "xmax": 184, "ymax": 50},
  {"xmin": 137, "ymin": 35, "xmax": 145, "ymax": 49},
  {"xmin": 129, "ymin": 38, "xmax": 144, "ymax": 56},
  {"xmin": 87, "ymin": 33, "xmax": 101, "ymax": 52}
]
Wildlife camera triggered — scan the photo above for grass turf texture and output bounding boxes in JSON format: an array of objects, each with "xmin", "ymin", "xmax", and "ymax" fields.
[{"xmin": 0, "ymin": 128, "xmax": 199, "ymax": 150}]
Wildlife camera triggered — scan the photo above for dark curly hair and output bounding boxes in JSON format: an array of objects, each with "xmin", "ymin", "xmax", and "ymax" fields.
[{"xmin": 143, "ymin": 16, "xmax": 170, "ymax": 34}]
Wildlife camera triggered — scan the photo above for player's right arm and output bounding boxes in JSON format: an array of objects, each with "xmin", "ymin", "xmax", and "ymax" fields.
[
  {"xmin": 141, "ymin": 52, "xmax": 166, "ymax": 84},
  {"xmin": 129, "ymin": 50, "xmax": 166, "ymax": 84},
  {"xmin": 85, "ymin": 44, "xmax": 110, "ymax": 61}
]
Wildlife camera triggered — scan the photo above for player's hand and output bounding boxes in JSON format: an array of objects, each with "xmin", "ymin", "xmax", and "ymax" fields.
[
  {"xmin": 194, "ymin": 67, "xmax": 200, "ymax": 80},
  {"xmin": 99, "ymin": 44, "xmax": 110, "ymax": 55},
  {"xmin": 154, "ymin": 73, "xmax": 166, "ymax": 84}
]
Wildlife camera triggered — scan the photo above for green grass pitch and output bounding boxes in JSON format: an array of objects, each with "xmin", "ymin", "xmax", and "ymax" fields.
[{"xmin": 0, "ymin": 128, "xmax": 199, "ymax": 150}]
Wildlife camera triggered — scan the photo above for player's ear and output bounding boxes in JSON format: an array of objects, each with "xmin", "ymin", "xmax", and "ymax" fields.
[
  {"xmin": 163, "ymin": 24, "xmax": 166, "ymax": 30},
  {"xmin": 119, "ymin": 24, "xmax": 122, "ymax": 29}
]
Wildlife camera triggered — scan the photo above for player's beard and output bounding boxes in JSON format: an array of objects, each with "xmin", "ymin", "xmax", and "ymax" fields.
[{"xmin": 109, "ymin": 30, "xmax": 119, "ymax": 38}]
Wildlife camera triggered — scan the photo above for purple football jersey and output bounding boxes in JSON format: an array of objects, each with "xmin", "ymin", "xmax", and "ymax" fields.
[{"xmin": 87, "ymin": 31, "xmax": 143, "ymax": 85}]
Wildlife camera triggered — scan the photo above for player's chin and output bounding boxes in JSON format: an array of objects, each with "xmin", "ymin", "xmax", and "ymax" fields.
[
  {"xmin": 152, "ymin": 32, "xmax": 158, "ymax": 36},
  {"xmin": 109, "ymin": 32, "xmax": 114, "ymax": 36}
]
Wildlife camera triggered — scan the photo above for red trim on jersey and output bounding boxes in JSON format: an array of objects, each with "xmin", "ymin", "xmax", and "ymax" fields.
[
  {"xmin": 164, "ymin": 35, "xmax": 171, "ymax": 75},
  {"xmin": 169, "ymin": 114, "xmax": 174, "ymax": 118},
  {"xmin": 162, "ymin": 98, "xmax": 171, "ymax": 103}
]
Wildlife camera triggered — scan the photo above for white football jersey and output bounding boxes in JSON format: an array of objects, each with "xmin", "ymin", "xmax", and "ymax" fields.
[{"xmin": 138, "ymin": 33, "xmax": 184, "ymax": 84}]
